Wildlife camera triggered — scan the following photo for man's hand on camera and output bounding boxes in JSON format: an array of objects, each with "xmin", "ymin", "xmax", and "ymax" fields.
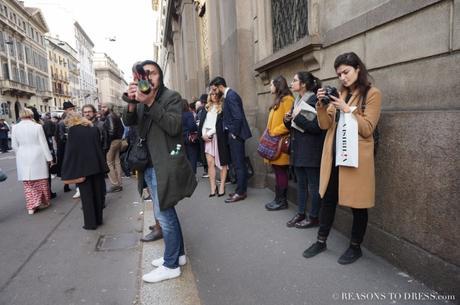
[
  {"xmin": 127, "ymin": 82, "xmax": 138, "ymax": 100},
  {"xmin": 136, "ymin": 85, "xmax": 156, "ymax": 106}
]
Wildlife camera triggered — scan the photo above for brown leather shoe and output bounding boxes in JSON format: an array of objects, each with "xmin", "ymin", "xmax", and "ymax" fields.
[
  {"xmin": 286, "ymin": 213, "xmax": 306, "ymax": 227},
  {"xmin": 140, "ymin": 229, "xmax": 163, "ymax": 242},
  {"xmin": 225, "ymin": 193, "xmax": 247, "ymax": 203},
  {"xmin": 295, "ymin": 218, "xmax": 319, "ymax": 229}
]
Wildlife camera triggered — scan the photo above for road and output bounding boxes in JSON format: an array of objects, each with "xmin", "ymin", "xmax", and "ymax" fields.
[{"xmin": 0, "ymin": 151, "xmax": 143, "ymax": 305}]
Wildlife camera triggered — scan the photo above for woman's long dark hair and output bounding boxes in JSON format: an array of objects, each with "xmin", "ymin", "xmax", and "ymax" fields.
[
  {"xmin": 271, "ymin": 75, "xmax": 293, "ymax": 110},
  {"xmin": 334, "ymin": 52, "xmax": 372, "ymax": 97},
  {"xmin": 297, "ymin": 71, "xmax": 321, "ymax": 94}
]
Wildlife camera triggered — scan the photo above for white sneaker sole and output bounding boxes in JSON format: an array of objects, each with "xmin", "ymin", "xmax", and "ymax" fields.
[{"xmin": 142, "ymin": 267, "xmax": 181, "ymax": 283}]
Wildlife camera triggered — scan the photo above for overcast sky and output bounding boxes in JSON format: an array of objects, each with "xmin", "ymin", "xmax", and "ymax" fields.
[{"xmin": 24, "ymin": 0, "xmax": 156, "ymax": 83}]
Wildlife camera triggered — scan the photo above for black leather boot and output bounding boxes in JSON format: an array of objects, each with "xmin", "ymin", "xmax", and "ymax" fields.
[
  {"xmin": 265, "ymin": 187, "xmax": 288, "ymax": 211},
  {"xmin": 264, "ymin": 187, "xmax": 280, "ymax": 210}
]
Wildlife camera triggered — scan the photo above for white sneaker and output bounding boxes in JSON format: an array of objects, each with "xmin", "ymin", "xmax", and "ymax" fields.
[
  {"xmin": 142, "ymin": 265, "xmax": 181, "ymax": 283},
  {"xmin": 72, "ymin": 188, "xmax": 80, "ymax": 199},
  {"xmin": 151, "ymin": 255, "xmax": 186, "ymax": 267}
]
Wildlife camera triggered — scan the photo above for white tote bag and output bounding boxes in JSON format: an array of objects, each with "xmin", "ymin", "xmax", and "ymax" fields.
[{"xmin": 335, "ymin": 106, "xmax": 359, "ymax": 168}]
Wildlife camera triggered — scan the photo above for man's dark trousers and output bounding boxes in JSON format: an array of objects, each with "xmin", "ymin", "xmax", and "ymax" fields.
[{"xmin": 228, "ymin": 134, "xmax": 247, "ymax": 195}]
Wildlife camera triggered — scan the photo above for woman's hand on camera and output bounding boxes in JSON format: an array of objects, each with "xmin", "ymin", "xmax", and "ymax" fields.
[
  {"xmin": 316, "ymin": 88, "xmax": 326, "ymax": 104},
  {"xmin": 330, "ymin": 95, "xmax": 351, "ymax": 113}
]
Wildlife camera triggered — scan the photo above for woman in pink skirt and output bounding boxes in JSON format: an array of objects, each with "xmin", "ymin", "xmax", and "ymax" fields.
[
  {"xmin": 198, "ymin": 92, "xmax": 230, "ymax": 197},
  {"xmin": 11, "ymin": 108, "xmax": 53, "ymax": 214}
]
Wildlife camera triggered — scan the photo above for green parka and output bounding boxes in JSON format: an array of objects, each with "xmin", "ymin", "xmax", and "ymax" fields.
[{"xmin": 123, "ymin": 87, "xmax": 197, "ymax": 211}]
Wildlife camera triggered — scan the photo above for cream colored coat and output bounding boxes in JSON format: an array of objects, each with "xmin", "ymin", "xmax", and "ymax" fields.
[
  {"xmin": 12, "ymin": 120, "xmax": 52, "ymax": 181},
  {"xmin": 316, "ymin": 86, "xmax": 381, "ymax": 208}
]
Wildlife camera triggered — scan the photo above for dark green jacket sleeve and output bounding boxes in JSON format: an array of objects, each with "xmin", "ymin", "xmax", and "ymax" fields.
[
  {"xmin": 145, "ymin": 91, "xmax": 182, "ymax": 137},
  {"xmin": 123, "ymin": 106, "xmax": 138, "ymax": 127}
]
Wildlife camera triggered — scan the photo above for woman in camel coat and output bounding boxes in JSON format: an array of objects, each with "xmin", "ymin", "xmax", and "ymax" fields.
[
  {"xmin": 263, "ymin": 76, "xmax": 294, "ymax": 211},
  {"xmin": 303, "ymin": 52, "xmax": 382, "ymax": 265}
]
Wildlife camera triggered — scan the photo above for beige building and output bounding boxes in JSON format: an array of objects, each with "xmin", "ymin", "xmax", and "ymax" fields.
[
  {"xmin": 157, "ymin": 0, "xmax": 460, "ymax": 298},
  {"xmin": 94, "ymin": 52, "xmax": 125, "ymax": 112},
  {"xmin": 0, "ymin": 0, "xmax": 52, "ymax": 123},
  {"xmin": 45, "ymin": 36, "xmax": 79, "ymax": 111}
]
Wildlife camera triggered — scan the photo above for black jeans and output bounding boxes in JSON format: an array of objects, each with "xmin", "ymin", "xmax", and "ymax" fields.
[
  {"xmin": 0, "ymin": 138, "xmax": 8, "ymax": 152},
  {"xmin": 317, "ymin": 165, "xmax": 368, "ymax": 245}
]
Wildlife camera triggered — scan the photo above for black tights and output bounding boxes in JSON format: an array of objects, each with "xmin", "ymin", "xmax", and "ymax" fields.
[{"xmin": 317, "ymin": 165, "xmax": 368, "ymax": 245}]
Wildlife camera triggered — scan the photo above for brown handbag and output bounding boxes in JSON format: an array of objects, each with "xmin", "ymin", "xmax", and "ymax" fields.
[
  {"xmin": 62, "ymin": 177, "xmax": 86, "ymax": 185},
  {"xmin": 280, "ymin": 135, "xmax": 290, "ymax": 154}
]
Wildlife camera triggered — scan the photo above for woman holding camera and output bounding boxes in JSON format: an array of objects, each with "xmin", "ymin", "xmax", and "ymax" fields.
[
  {"xmin": 263, "ymin": 76, "xmax": 294, "ymax": 211},
  {"xmin": 303, "ymin": 52, "xmax": 381, "ymax": 264},
  {"xmin": 198, "ymin": 91, "xmax": 230, "ymax": 197},
  {"xmin": 283, "ymin": 72, "xmax": 325, "ymax": 228}
]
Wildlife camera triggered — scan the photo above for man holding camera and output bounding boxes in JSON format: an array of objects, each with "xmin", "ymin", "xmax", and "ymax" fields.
[{"xmin": 123, "ymin": 60, "xmax": 197, "ymax": 283}]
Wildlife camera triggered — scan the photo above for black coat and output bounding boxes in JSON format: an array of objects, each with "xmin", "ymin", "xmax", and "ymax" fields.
[
  {"xmin": 284, "ymin": 94, "xmax": 325, "ymax": 168},
  {"xmin": 61, "ymin": 125, "xmax": 109, "ymax": 180},
  {"xmin": 198, "ymin": 109, "xmax": 230, "ymax": 166}
]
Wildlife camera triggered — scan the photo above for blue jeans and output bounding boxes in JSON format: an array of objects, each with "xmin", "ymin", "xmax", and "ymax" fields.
[
  {"xmin": 144, "ymin": 167, "xmax": 185, "ymax": 268},
  {"xmin": 294, "ymin": 167, "xmax": 321, "ymax": 218}
]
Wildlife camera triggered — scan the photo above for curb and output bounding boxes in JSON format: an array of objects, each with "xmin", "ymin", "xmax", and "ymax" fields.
[{"xmin": 139, "ymin": 198, "xmax": 202, "ymax": 305}]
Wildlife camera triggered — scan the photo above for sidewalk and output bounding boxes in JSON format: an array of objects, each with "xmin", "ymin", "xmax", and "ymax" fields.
[{"xmin": 139, "ymin": 171, "xmax": 456, "ymax": 305}]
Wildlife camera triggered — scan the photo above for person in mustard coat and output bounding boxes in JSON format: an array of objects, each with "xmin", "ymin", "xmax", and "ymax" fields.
[
  {"xmin": 303, "ymin": 52, "xmax": 382, "ymax": 265},
  {"xmin": 264, "ymin": 76, "xmax": 294, "ymax": 210}
]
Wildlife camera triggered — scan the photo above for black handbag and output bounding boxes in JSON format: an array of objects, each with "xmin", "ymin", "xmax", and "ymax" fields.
[{"xmin": 126, "ymin": 114, "xmax": 154, "ymax": 172}]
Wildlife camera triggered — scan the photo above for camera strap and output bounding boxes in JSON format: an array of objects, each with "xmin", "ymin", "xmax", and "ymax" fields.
[{"xmin": 138, "ymin": 110, "xmax": 154, "ymax": 144}]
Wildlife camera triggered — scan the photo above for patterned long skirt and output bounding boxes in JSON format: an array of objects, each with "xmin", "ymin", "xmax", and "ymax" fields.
[{"xmin": 23, "ymin": 179, "xmax": 50, "ymax": 210}]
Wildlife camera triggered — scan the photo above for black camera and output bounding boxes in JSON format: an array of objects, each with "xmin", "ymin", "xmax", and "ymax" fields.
[
  {"xmin": 321, "ymin": 86, "xmax": 339, "ymax": 104},
  {"xmin": 133, "ymin": 63, "xmax": 151, "ymax": 95}
]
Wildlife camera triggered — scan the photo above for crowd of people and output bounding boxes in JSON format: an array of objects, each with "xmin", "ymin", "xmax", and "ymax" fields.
[
  {"xmin": 4, "ymin": 51, "xmax": 381, "ymax": 284},
  {"xmin": 8, "ymin": 99, "xmax": 128, "ymax": 228}
]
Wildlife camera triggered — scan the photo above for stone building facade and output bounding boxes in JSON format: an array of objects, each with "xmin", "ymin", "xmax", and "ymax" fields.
[
  {"xmin": 0, "ymin": 0, "xmax": 52, "ymax": 123},
  {"xmin": 74, "ymin": 22, "xmax": 97, "ymax": 109},
  {"xmin": 45, "ymin": 36, "xmax": 77, "ymax": 111},
  {"xmin": 157, "ymin": 0, "xmax": 460, "ymax": 298},
  {"xmin": 94, "ymin": 52, "xmax": 125, "ymax": 112}
]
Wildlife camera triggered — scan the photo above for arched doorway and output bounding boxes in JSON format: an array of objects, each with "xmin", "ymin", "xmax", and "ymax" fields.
[{"xmin": 14, "ymin": 101, "xmax": 21, "ymax": 122}]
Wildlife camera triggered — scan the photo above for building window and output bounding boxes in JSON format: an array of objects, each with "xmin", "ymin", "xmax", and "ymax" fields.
[
  {"xmin": 0, "ymin": 103, "xmax": 9, "ymax": 115},
  {"xmin": 17, "ymin": 42, "xmax": 23, "ymax": 61},
  {"xmin": 2, "ymin": 63, "xmax": 9, "ymax": 80},
  {"xmin": 271, "ymin": 0, "xmax": 309, "ymax": 52},
  {"xmin": 0, "ymin": 31, "xmax": 4, "ymax": 52},
  {"xmin": 25, "ymin": 46, "xmax": 31, "ymax": 65},
  {"xmin": 28, "ymin": 71, "xmax": 33, "ymax": 86}
]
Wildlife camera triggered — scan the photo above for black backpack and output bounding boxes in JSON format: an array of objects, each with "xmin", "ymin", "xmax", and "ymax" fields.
[{"xmin": 360, "ymin": 89, "xmax": 380, "ymax": 156}]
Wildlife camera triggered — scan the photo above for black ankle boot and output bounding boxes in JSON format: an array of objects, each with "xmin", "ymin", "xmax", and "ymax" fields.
[
  {"xmin": 338, "ymin": 244, "xmax": 362, "ymax": 265},
  {"xmin": 265, "ymin": 187, "xmax": 288, "ymax": 211},
  {"xmin": 303, "ymin": 241, "xmax": 327, "ymax": 258},
  {"xmin": 265, "ymin": 187, "xmax": 281, "ymax": 210}
]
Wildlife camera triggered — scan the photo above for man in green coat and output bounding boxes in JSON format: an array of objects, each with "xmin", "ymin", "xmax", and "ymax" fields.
[{"xmin": 123, "ymin": 60, "xmax": 197, "ymax": 283}]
